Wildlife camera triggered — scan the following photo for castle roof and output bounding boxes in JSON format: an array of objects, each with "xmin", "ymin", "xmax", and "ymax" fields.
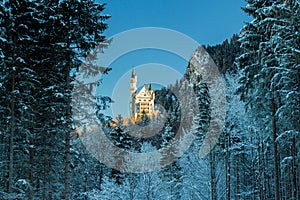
[{"xmin": 135, "ymin": 83, "xmax": 154, "ymax": 98}]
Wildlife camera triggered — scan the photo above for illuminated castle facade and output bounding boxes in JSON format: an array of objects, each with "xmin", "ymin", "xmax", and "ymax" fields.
[{"xmin": 130, "ymin": 69, "xmax": 156, "ymax": 121}]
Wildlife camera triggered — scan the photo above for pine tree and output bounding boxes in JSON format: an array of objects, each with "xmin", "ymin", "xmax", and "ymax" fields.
[
  {"xmin": 160, "ymin": 120, "xmax": 182, "ymax": 200},
  {"xmin": 0, "ymin": 0, "xmax": 109, "ymax": 198},
  {"xmin": 259, "ymin": 1, "xmax": 300, "ymax": 199},
  {"xmin": 0, "ymin": 1, "xmax": 45, "ymax": 198},
  {"xmin": 39, "ymin": 1, "xmax": 109, "ymax": 198},
  {"xmin": 109, "ymin": 115, "xmax": 133, "ymax": 184},
  {"xmin": 237, "ymin": 0, "xmax": 300, "ymax": 199}
]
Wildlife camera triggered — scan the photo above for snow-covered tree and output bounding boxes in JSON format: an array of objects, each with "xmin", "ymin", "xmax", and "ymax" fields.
[
  {"xmin": 0, "ymin": 1, "xmax": 45, "ymax": 198},
  {"xmin": 237, "ymin": 0, "xmax": 300, "ymax": 199},
  {"xmin": 0, "ymin": 0, "xmax": 109, "ymax": 199}
]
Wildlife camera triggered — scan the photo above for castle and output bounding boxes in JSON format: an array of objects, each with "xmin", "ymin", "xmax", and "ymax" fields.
[{"xmin": 130, "ymin": 69, "xmax": 156, "ymax": 122}]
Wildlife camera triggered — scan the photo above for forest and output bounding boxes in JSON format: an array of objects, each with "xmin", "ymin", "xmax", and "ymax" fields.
[{"xmin": 0, "ymin": 0, "xmax": 299, "ymax": 199}]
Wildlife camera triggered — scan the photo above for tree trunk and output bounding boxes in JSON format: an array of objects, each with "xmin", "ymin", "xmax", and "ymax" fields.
[
  {"xmin": 169, "ymin": 163, "xmax": 173, "ymax": 200},
  {"xmin": 43, "ymin": 157, "xmax": 47, "ymax": 200},
  {"xmin": 28, "ymin": 121, "xmax": 34, "ymax": 200},
  {"xmin": 65, "ymin": 130, "xmax": 70, "ymax": 200},
  {"xmin": 271, "ymin": 97, "xmax": 280, "ymax": 200},
  {"xmin": 292, "ymin": 136, "xmax": 298, "ymax": 199},
  {"xmin": 259, "ymin": 142, "xmax": 266, "ymax": 200},
  {"xmin": 225, "ymin": 132, "xmax": 231, "ymax": 200},
  {"xmin": 84, "ymin": 170, "xmax": 88, "ymax": 200},
  {"xmin": 210, "ymin": 149, "xmax": 217, "ymax": 200},
  {"xmin": 64, "ymin": 53, "xmax": 71, "ymax": 200},
  {"xmin": 8, "ymin": 32, "xmax": 18, "ymax": 194},
  {"xmin": 250, "ymin": 133, "xmax": 256, "ymax": 200},
  {"xmin": 234, "ymin": 155, "xmax": 240, "ymax": 200},
  {"xmin": 8, "ymin": 68, "xmax": 15, "ymax": 194}
]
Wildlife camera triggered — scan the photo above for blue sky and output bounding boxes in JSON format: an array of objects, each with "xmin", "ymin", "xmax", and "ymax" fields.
[
  {"xmin": 103, "ymin": 0, "xmax": 250, "ymax": 45},
  {"xmin": 95, "ymin": 0, "xmax": 251, "ymax": 117}
]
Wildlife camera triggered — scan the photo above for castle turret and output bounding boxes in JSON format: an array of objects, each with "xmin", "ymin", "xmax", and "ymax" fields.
[
  {"xmin": 130, "ymin": 69, "xmax": 137, "ymax": 118},
  {"xmin": 130, "ymin": 69, "xmax": 137, "ymax": 93}
]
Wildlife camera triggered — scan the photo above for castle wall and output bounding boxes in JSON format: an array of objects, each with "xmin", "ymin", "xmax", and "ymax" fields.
[{"xmin": 129, "ymin": 70, "xmax": 156, "ymax": 122}]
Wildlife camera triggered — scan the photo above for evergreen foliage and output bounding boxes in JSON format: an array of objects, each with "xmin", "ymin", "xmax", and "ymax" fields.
[
  {"xmin": 0, "ymin": 0, "xmax": 299, "ymax": 199},
  {"xmin": 0, "ymin": 0, "xmax": 109, "ymax": 199}
]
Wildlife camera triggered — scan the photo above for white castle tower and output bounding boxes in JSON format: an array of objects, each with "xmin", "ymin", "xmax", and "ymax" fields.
[
  {"xmin": 130, "ymin": 69, "xmax": 137, "ymax": 118},
  {"xmin": 129, "ymin": 69, "xmax": 156, "ymax": 122}
]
